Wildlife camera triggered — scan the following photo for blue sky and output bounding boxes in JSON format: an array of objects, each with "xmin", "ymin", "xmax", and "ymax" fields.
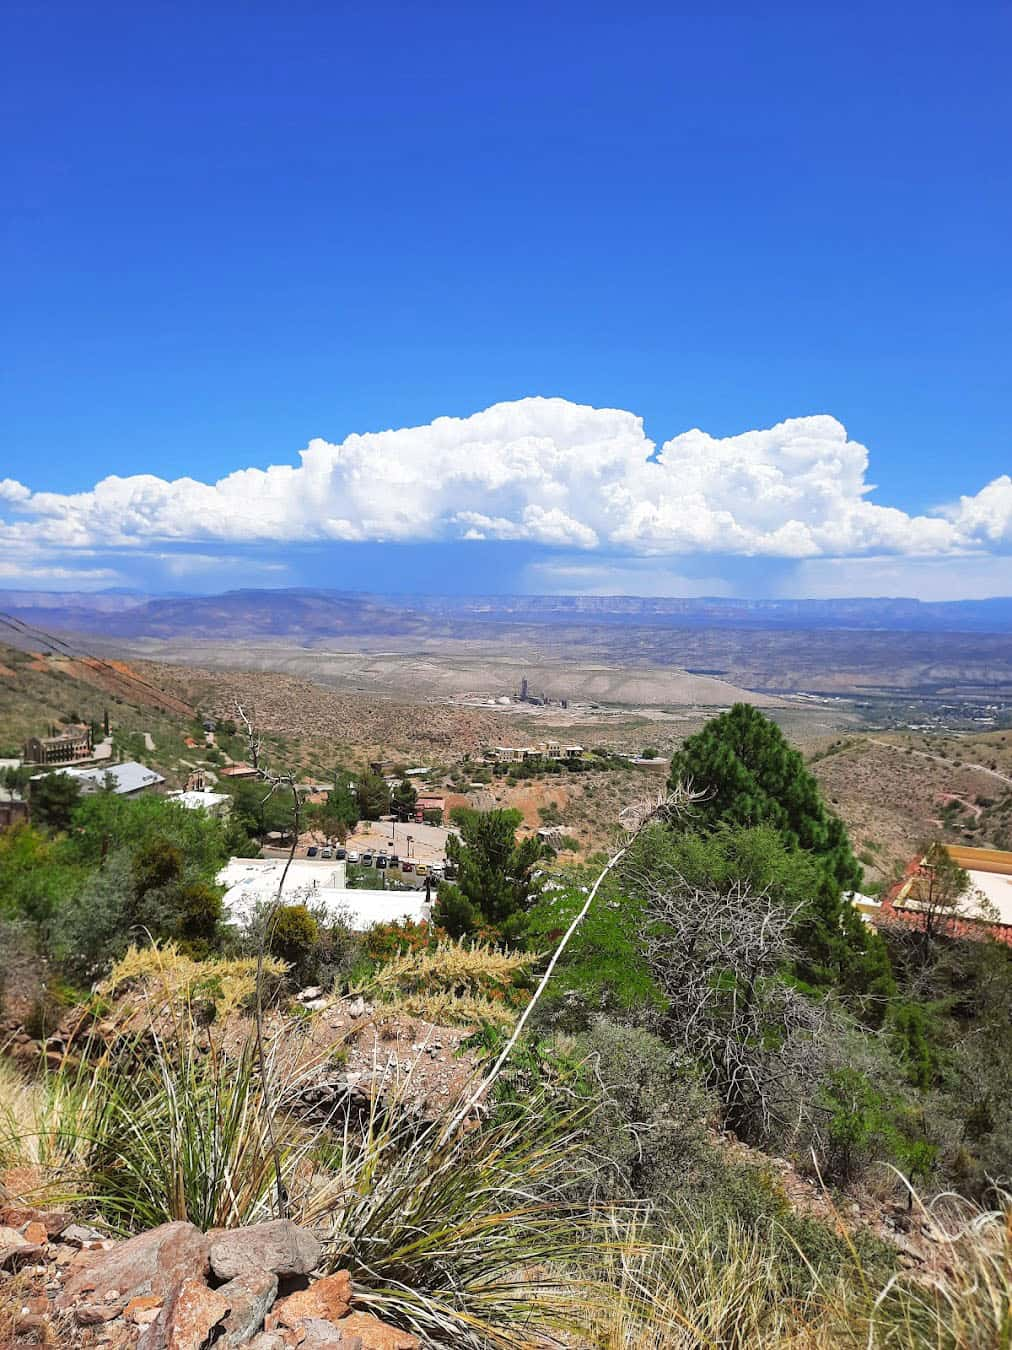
[{"xmin": 1, "ymin": 1, "xmax": 1010, "ymax": 598}]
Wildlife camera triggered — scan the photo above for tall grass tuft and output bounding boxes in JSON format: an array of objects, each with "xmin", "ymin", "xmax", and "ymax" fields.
[
  {"xmin": 70, "ymin": 1031, "xmax": 326, "ymax": 1231},
  {"xmin": 301, "ymin": 1077, "xmax": 615, "ymax": 1349},
  {"xmin": 0, "ymin": 1054, "xmax": 42, "ymax": 1170},
  {"xmin": 589, "ymin": 1191, "xmax": 1012, "ymax": 1350}
]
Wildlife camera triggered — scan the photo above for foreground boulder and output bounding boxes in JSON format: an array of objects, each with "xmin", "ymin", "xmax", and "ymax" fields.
[
  {"xmin": 338, "ymin": 1311, "xmax": 420, "ymax": 1350},
  {"xmin": 218, "ymin": 1269, "xmax": 279, "ymax": 1346},
  {"xmin": 56, "ymin": 1220, "xmax": 210, "ymax": 1317},
  {"xmin": 272, "ymin": 1269, "xmax": 352, "ymax": 1329},
  {"xmin": 137, "ymin": 1274, "xmax": 231, "ymax": 1350},
  {"xmin": 7, "ymin": 1215, "xmax": 421, "ymax": 1349},
  {"xmin": 210, "ymin": 1219, "xmax": 322, "ymax": 1280}
]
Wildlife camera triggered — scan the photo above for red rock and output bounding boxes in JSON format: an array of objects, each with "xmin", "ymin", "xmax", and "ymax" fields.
[
  {"xmin": 299, "ymin": 1318, "xmax": 361, "ymax": 1348},
  {"xmin": 337, "ymin": 1312, "xmax": 420, "ymax": 1350},
  {"xmin": 1, "ymin": 1205, "xmax": 70, "ymax": 1236},
  {"xmin": 23, "ymin": 1220, "xmax": 47, "ymax": 1245},
  {"xmin": 273, "ymin": 1271, "xmax": 352, "ymax": 1329},
  {"xmin": 74, "ymin": 1302, "xmax": 123, "ymax": 1324},
  {"xmin": 0, "ymin": 1223, "xmax": 44, "ymax": 1268},
  {"xmin": 57, "ymin": 1220, "xmax": 209, "ymax": 1313},
  {"xmin": 126, "ymin": 1294, "xmax": 165, "ymax": 1322},
  {"xmin": 138, "ymin": 1275, "xmax": 230, "ymax": 1350},
  {"xmin": 209, "ymin": 1221, "xmax": 322, "ymax": 1281}
]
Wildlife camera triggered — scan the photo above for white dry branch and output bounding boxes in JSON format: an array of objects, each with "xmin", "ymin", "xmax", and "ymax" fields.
[
  {"xmin": 443, "ymin": 784, "xmax": 703, "ymax": 1140},
  {"xmin": 623, "ymin": 854, "xmax": 829, "ymax": 1140},
  {"xmin": 235, "ymin": 698, "xmax": 304, "ymax": 1218}
]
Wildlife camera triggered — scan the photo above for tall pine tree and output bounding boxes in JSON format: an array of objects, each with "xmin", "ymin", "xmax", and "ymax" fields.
[
  {"xmin": 668, "ymin": 704, "xmax": 892, "ymax": 1010},
  {"xmin": 669, "ymin": 703, "xmax": 861, "ymax": 891}
]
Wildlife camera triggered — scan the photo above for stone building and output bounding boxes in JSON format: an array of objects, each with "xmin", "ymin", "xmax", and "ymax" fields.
[{"xmin": 23, "ymin": 723, "xmax": 93, "ymax": 766}]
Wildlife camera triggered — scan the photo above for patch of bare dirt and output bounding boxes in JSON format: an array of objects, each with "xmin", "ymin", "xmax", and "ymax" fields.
[{"xmin": 139, "ymin": 661, "xmax": 506, "ymax": 761}]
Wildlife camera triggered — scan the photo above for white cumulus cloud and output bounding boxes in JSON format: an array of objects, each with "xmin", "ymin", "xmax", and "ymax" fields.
[{"xmin": 1, "ymin": 398, "xmax": 1009, "ymax": 568}]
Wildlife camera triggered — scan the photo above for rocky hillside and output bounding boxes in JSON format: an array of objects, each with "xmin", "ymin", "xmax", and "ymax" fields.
[{"xmin": 0, "ymin": 1210, "xmax": 418, "ymax": 1348}]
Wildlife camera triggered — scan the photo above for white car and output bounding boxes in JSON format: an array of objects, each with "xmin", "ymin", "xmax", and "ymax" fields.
[{"xmin": 346, "ymin": 850, "xmax": 360, "ymax": 863}]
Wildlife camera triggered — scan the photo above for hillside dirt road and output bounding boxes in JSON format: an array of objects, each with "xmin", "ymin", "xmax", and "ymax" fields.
[{"xmin": 868, "ymin": 738, "xmax": 1012, "ymax": 788}]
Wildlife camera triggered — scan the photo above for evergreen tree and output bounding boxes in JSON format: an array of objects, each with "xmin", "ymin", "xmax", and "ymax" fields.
[
  {"xmin": 391, "ymin": 780, "xmax": 418, "ymax": 821},
  {"xmin": 328, "ymin": 770, "xmax": 359, "ymax": 830},
  {"xmin": 355, "ymin": 769, "xmax": 390, "ymax": 821},
  {"xmin": 667, "ymin": 706, "xmax": 892, "ymax": 1010},
  {"xmin": 30, "ymin": 772, "xmax": 83, "ymax": 833},
  {"xmin": 669, "ymin": 704, "xmax": 861, "ymax": 892},
  {"xmin": 435, "ymin": 808, "xmax": 543, "ymax": 938}
]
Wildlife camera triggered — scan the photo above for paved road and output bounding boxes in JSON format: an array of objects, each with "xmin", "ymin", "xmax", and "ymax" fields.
[{"xmin": 868, "ymin": 738, "xmax": 1012, "ymax": 789}]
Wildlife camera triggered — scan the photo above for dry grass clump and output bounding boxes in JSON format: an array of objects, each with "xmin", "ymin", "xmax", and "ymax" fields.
[
  {"xmin": 362, "ymin": 938, "xmax": 537, "ymax": 1030},
  {"xmin": 591, "ymin": 1215, "xmax": 829, "ymax": 1349},
  {"xmin": 100, "ymin": 942, "xmax": 287, "ymax": 1021},
  {"xmin": 0, "ymin": 1054, "xmax": 43, "ymax": 1169},
  {"xmin": 591, "ymin": 1192, "xmax": 1012, "ymax": 1350},
  {"xmin": 365, "ymin": 938, "xmax": 536, "ymax": 998}
]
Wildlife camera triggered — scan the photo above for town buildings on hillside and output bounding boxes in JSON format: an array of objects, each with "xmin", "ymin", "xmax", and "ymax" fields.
[
  {"xmin": 0, "ymin": 787, "xmax": 28, "ymax": 831},
  {"xmin": 490, "ymin": 741, "xmax": 584, "ymax": 764},
  {"xmin": 856, "ymin": 844, "xmax": 1012, "ymax": 947},
  {"xmin": 23, "ymin": 723, "xmax": 92, "ymax": 766},
  {"xmin": 30, "ymin": 760, "xmax": 165, "ymax": 798}
]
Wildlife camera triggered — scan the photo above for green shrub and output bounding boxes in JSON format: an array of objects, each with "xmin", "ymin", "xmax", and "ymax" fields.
[
  {"xmin": 268, "ymin": 904, "xmax": 320, "ymax": 983},
  {"xmin": 574, "ymin": 1020, "xmax": 716, "ymax": 1201}
]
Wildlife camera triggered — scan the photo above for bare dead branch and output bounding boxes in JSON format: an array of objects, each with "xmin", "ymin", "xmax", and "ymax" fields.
[
  {"xmin": 235, "ymin": 698, "xmax": 304, "ymax": 1220},
  {"xmin": 442, "ymin": 782, "xmax": 706, "ymax": 1140}
]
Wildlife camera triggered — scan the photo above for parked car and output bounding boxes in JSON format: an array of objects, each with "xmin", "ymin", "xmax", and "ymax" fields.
[
  {"xmin": 429, "ymin": 864, "xmax": 444, "ymax": 881},
  {"xmin": 361, "ymin": 852, "xmax": 374, "ymax": 867},
  {"xmin": 414, "ymin": 863, "xmax": 428, "ymax": 878},
  {"xmin": 389, "ymin": 854, "xmax": 400, "ymax": 869},
  {"xmin": 335, "ymin": 846, "xmax": 347, "ymax": 860},
  {"xmin": 346, "ymin": 850, "xmax": 360, "ymax": 863},
  {"xmin": 306, "ymin": 845, "xmax": 318, "ymax": 857},
  {"xmin": 321, "ymin": 847, "xmax": 333, "ymax": 859},
  {"xmin": 375, "ymin": 853, "xmax": 388, "ymax": 869},
  {"xmin": 401, "ymin": 860, "xmax": 414, "ymax": 873}
]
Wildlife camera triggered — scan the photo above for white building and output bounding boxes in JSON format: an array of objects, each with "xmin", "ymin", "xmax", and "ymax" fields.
[
  {"xmin": 31, "ymin": 761, "xmax": 164, "ymax": 797},
  {"xmin": 166, "ymin": 788, "xmax": 232, "ymax": 818},
  {"xmin": 216, "ymin": 857, "xmax": 432, "ymax": 931}
]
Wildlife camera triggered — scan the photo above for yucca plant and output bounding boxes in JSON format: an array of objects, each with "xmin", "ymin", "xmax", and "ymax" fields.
[
  {"xmin": 74, "ymin": 1030, "xmax": 325, "ymax": 1231},
  {"xmin": 299, "ymin": 1073, "xmax": 619, "ymax": 1349}
]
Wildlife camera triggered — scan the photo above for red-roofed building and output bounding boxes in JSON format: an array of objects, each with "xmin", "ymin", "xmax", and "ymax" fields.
[{"xmin": 869, "ymin": 846, "xmax": 1012, "ymax": 948}]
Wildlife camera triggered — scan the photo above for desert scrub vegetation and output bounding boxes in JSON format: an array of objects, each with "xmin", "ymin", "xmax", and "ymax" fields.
[
  {"xmin": 5, "ymin": 705, "xmax": 1012, "ymax": 1347},
  {"xmin": 6, "ymin": 1016, "xmax": 1012, "ymax": 1348},
  {"xmin": 99, "ymin": 941, "xmax": 287, "ymax": 1020},
  {"xmin": 360, "ymin": 938, "xmax": 536, "ymax": 1027}
]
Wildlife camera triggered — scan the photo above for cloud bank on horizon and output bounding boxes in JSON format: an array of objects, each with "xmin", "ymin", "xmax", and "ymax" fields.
[{"xmin": 1, "ymin": 397, "xmax": 1010, "ymax": 593}]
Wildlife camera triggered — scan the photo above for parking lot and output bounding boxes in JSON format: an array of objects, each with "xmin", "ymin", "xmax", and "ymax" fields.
[
  {"xmin": 271, "ymin": 818, "xmax": 456, "ymax": 884},
  {"xmin": 347, "ymin": 818, "xmax": 453, "ymax": 866}
]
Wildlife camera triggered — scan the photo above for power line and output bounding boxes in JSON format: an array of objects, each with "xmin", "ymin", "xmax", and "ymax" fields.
[{"xmin": 0, "ymin": 612, "xmax": 192, "ymax": 717}]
